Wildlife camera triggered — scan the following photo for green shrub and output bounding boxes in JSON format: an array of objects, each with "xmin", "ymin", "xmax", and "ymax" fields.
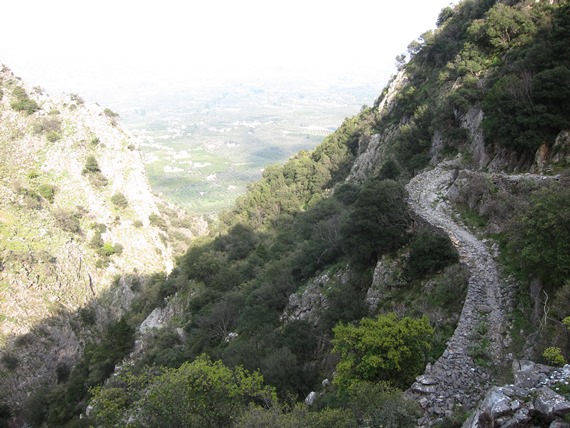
[
  {"xmin": 32, "ymin": 117, "xmax": 62, "ymax": 135},
  {"xmin": 83, "ymin": 156, "xmax": 100, "ymax": 174},
  {"xmin": 79, "ymin": 306, "xmax": 97, "ymax": 326},
  {"xmin": 1, "ymin": 353, "xmax": 19, "ymax": 370},
  {"xmin": 53, "ymin": 209, "xmax": 81, "ymax": 233},
  {"xmin": 543, "ymin": 347, "xmax": 566, "ymax": 367},
  {"xmin": 379, "ymin": 159, "xmax": 401, "ymax": 180},
  {"xmin": 10, "ymin": 86, "xmax": 40, "ymax": 114},
  {"xmin": 103, "ymin": 108, "xmax": 118, "ymax": 118},
  {"xmin": 97, "ymin": 242, "xmax": 123, "ymax": 258},
  {"xmin": 149, "ymin": 213, "xmax": 168, "ymax": 230},
  {"xmin": 346, "ymin": 381, "xmax": 421, "ymax": 428},
  {"xmin": 332, "ymin": 313, "xmax": 434, "ymax": 390},
  {"xmin": 506, "ymin": 184, "xmax": 570, "ymax": 290},
  {"xmin": 341, "ymin": 179, "xmax": 410, "ymax": 266},
  {"xmin": 82, "ymin": 156, "xmax": 108, "ymax": 187},
  {"xmin": 70, "ymin": 93, "xmax": 84, "ymax": 105},
  {"xmin": 90, "ymin": 355, "xmax": 276, "ymax": 428},
  {"xmin": 236, "ymin": 403, "xmax": 357, "ymax": 428},
  {"xmin": 111, "ymin": 192, "xmax": 128, "ymax": 209},
  {"xmin": 407, "ymin": 230, "xmax": 459, "ymax": 279},
  {"xmin": 88, "ymin": 173, "xmax": 109, "ymax": 187},
  {"xmin": 38, "ymin": 183, "xmax": 55, "ymax": 203},
  {"xmin": 90, "ymin": 230, "xmax": 104, "ymax": 249},
  {"xmin": 46, "ymin": 131, "xmax": 61, "ymax": 142}
]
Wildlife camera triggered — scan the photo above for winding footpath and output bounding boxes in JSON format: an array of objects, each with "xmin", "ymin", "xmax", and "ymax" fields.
[{"xmin": 405, "ymin": 163, "xmax": 512, "ymax": 426}]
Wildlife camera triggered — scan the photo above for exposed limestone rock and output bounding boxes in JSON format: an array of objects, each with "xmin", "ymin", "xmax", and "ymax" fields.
[
  {"xmin": 531, "ymin": 130, "xmax": 570, "ymax": 173},
  {"xmin": 139, "ymin": 306, "xmax": 172, "ymax": 333},
  {"xmin": 366, "ymin": 255, "xmax": 404, "ymax": 312},
  {"xmin": 281, "ymin": 268, "xmax": 350, "ymax": 325},
  {"xmin": 429, "ymin": 130, "xmax": 445, "ymax": 166},
  {"xmin": 446, "ymin": 168, "xmax": 564, "ymax": 236},
  {"xmin": 348, "ymin": 71, "xmax": 407, "ymax": 182},
  {"xmin": 305, "ymin": 391, "xmax": 317, "ymax": 406},
  {"xmin": 459, "ymin": 106, "xmax": 536, "ymax": 172},
  {"xmin": 487, "ymin": 146, "xmax": 535, "ymax": 172},
  {"xmin": 463, "ymin": 362, "xmax": 570, "ymax": 428},
  {"xmin": 513, "ymin": 359, "xmax": 556, "ymax": 388},
  {"xmin": 224, "ymin": 332, "xmax": 238, "ymax": 342},
  {"xmin": 280, "ymin": 274, "xmax": 328, "ymax": 325},
  {"xmin": 375, "ymin": 70, "xmax": 408, "ymax": 113},
  {"xmin": 535, "ymin": 143, "xmax": 551, "ymax": 173},
  {"xmin": 548, "ymin": 130, "xmax": 570, "ymax": 168},
  {"xmin": 479, "ymin": 387, "xmax": 512, "ymax": 419},
  {"xmin": 348, "ymin": 130, "xmax": 397, "ymax": 182},
  {"xmin": 461, "ymin": 107, "xmax": 491, "ymax": 170},
  {"xmin": 535, "ymin": 386, "xmax": 570, "ymax": 417}
]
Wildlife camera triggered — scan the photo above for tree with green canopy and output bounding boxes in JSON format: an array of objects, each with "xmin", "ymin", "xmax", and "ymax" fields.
[{"xmin": 332, "ymin": 313, "xmax": 434, "ymax": 390}]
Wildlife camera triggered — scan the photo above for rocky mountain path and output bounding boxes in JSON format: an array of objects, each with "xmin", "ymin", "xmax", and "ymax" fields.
[{"xmin": 405, "ymin": 162, "xmax": 513, "ymax": 426}]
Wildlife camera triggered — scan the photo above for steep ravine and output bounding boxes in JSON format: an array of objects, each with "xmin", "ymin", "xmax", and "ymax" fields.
[{"xmin": 405, "ymin": 162, "xmax": 513, "ymax": 426}]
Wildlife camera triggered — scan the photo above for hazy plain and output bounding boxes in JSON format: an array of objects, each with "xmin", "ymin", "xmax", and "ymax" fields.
[{"xmin": 118, "ymin": 77, "xmax": 379, "ymax": 214}]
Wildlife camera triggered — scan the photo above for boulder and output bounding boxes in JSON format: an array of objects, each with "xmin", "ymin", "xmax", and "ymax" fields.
[
  {"xmin": 479, "ymin": 387, "xmax": 512, "ymax": 419},
  {"xmin": 534, "ymin": 386, "xmax": 570, "ymax": 417},
  {"xmin": 305, "ymin": 391, "xmax": 317, "ymax": 406}
]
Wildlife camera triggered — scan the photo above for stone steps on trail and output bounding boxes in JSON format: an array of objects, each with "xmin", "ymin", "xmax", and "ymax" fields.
[{"xmin": 405, "ymin": 163, "xmax": 512, "ymax": 426}]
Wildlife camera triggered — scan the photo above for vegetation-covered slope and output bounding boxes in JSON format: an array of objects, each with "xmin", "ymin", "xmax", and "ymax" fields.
[{"xmin": 2, "ymin": 0, "xmax": 570, "ymax": 427}]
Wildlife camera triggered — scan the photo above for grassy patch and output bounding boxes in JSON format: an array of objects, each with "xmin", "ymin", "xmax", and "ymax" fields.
[
  {"xmin": 456, "ymin": 204, "xmax": 488, "ymax": 229},
  {"xmin": 469, "ymin": 316, "xmax": 491, "ymax": 367}
]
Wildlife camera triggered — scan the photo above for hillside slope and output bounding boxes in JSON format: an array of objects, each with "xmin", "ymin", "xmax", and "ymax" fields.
[
  {"xmin": 0, "ymin": 65, "xmax": 202, "ymax": 414},
  {"xmin": 3, "ymin": 0, "xmax": 570, "ymax": 427},
  {"xmin": 75, "ymin": 1, "xmax": 569, "ymax": 427}
]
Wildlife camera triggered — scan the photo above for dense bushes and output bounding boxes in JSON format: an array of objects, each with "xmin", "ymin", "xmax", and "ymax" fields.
[
  {"xmin": 110, "ymin": 192, "xmax": 128, "ymax": 208},
  {"xmin": 91, "ymin": 355, "xmax": 275, "ymax": 427},
  {"xmin": 88, "ymin": 356, "xmax": 420, "ymax": 428},
  {"xmin": 497, "ymin": 180, "xmax": 570, "ymax": 363},
  {"xmin": 82, "ymin": 156, "xmax": 100, "ymax": 174},
  {"xmin": 407, "ymin": 230, "xmax": 459, "ymax": 279},
  {"xmin": 341, "ymin": 180, "xmax": 410, "ymax": 265},
  {"xmin": 235, "ymin": 381, "xmax": 419, "ymax": 428},
  {"xmin": 225, "ymin": 113, "xmax": 371, "ymax": 230},
  {"xmin": 505, "ymin": 183, "xmax": 570, "ymax": 290},
  {"xmin": 332, "ymin": 313, "xmax": 434, "ymax": 390},
  {"xmin": 37, "ymin": 183, "xmax": 55, "ymax": 203},
  {"xmin": 10, "ymin": 86, "xmax": 40, "ymax": 114},
  {"xmin": 481, "ymin": 3, "xmax": 570, "ymax": 151},
  {"xmin": 380, "ymin": 0, "xmax": 570, "ymax": 165}
]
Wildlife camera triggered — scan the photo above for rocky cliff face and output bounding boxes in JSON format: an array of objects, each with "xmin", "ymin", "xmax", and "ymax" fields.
[{"xmin": 0, "ymin": 65, "xmax": 199, "ymax": 409}]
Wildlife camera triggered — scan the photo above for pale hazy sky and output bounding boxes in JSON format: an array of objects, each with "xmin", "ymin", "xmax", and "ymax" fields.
[{"xmin": 1, "ymin": 0, "xmax": 453, "ymax": 101}]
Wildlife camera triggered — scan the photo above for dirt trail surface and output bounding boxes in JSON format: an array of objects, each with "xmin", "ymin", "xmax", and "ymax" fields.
[{"xmin": 405, "ymin": 162, "xmax": 512, "ymax": 426}]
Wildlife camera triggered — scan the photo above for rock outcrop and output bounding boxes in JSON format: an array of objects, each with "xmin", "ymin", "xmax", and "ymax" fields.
[
  {"xmin": 464, "ymin": 361, "xmax": 570, "ymax": 428},
  {"xmin": 280, "ymin": 267, "xmax": 351, "ymax": 326}
]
